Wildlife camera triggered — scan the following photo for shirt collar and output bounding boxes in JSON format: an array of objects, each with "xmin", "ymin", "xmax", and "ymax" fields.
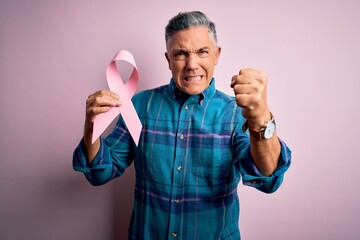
[{"xmin": 167, "ymin": 77, "xmax": 216, "ymax": 105}]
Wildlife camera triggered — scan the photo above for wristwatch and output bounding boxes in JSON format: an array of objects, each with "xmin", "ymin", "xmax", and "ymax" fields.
[{"xmin": 242, "ymin": 113, "xmax": 276, "ymax": 140}]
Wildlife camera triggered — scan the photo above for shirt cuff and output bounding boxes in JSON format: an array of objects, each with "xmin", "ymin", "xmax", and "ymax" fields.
[
  {"xmin": 240, "ymin": 138, "xmax": 292, "ymax": 193},
  {"xmin": 72, "ymin": 137, "xmax": 111, "ymax": 173}
]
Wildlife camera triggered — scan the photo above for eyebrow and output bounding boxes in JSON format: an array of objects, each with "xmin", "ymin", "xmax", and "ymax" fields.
[{"xmin": 172, "ymin": 47, "xmax": 211, "ymax": 53}]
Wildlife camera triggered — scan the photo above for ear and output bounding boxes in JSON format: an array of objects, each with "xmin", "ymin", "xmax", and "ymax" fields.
[
  {"xmin": 214, "ymin": 46, "xmax": 221, "ymax": 65},
  {"xmin": 165, "ymin": 52, "xmax": 172, "ymax": 70}
]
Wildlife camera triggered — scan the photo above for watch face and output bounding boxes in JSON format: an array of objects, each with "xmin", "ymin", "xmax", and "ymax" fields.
[{"xmin": 264, "ymin": 121, "xmax": 276, "ymax": 139}]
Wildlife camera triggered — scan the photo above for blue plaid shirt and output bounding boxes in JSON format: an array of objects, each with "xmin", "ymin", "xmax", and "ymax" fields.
[{"xmin": 73, "ymin": 78, "xmax": 291, "ymax": 240}]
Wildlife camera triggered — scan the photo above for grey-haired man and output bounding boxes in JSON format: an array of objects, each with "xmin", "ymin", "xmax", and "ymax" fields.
[{"xmin": 73, "ymin": 11, "xmax": 291, "ymax": 239}]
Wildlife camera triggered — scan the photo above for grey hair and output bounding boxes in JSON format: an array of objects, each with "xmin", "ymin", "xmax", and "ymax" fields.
[{"xmin": 165, "ymin": 11, "xmax": 218, "ymax": 48}]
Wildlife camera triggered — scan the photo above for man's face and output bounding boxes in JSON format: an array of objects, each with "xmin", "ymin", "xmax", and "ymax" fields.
[{"xmin": 165, "ymin": 26, "xmax": 221, "ymax": 95}]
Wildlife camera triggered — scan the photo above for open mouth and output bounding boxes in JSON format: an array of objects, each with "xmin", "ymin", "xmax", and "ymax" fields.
[{"xmin": 184, "ymin": 75, "xmax": 204, "ymax": 81}]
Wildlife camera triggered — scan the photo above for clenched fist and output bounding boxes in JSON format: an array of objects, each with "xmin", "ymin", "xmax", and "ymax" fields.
[{"xmin": 230, "ymin": 68, "xmax": 271, "ymax": 128}]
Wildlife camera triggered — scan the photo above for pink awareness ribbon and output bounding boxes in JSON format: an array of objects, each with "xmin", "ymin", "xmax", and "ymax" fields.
[{"xmin": 92, "ymin": 50, "xmax": 142, "ymax": 145}]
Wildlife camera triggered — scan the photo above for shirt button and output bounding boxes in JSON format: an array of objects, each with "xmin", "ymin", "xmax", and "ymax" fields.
[
  {"xmin": 174, "ymin": 199, "xmax": 180, "ymax": 203},
  {"xmin": 180, "ymin": 134, "xmax": 184, "ymax": 140},
  {"xmin": 172, "ymin": 232, "xmax": 177, "ymax": 238},
  {"xmin": 184, "ymin": 105, "xmax": 188, "ymax": 110},
  {"xmin": 177, "ymin": 166, "xmax": 182, "ymax": 171}
]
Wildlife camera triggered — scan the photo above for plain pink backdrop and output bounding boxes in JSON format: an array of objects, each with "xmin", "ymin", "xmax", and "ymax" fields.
[{"xmin": 1, "ymin": 0, "xmax": 359, "ymax": 239}]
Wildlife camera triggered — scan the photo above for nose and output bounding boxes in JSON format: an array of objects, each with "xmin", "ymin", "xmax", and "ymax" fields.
[{"xmin": 185, "ymin": 53, "xmax": 199, "ymax": 71}]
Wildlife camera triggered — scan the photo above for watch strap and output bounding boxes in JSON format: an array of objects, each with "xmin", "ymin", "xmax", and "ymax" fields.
[{"xmin": 242, "ymin": 112, "xmax": 275, "ymax": 140}]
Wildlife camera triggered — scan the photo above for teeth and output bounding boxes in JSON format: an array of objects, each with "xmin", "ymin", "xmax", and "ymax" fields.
[{"xmin": 186, "ymin": 76, "xmax": 202, "ymax": 81}]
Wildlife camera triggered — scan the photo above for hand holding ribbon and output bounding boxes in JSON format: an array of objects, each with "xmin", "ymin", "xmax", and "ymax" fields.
[{"xmin": 92, "ymin": 50, "xmax": 142, "ymax": 145}]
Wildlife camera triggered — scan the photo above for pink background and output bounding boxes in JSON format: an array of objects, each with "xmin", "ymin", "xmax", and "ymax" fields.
[{"xmin": 1, "ymin": 0, "xmax": 359, "ymax": 239}]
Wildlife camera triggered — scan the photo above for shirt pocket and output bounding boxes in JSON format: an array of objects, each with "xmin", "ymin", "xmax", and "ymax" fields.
[{"xmin": 191, "ymin": 143, "xmax": 232, "ymax": 179}]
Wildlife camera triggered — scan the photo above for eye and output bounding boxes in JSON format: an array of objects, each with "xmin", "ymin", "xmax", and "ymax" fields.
[
  {"xmin": 174, "ymin": 50, "xmax": 188, "ymax": 58},
  {"xmin": 198, "ymin": 49, "xmax": 209, "ymax": 57}
]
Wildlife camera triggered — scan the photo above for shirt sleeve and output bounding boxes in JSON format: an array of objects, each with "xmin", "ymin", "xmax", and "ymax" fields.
[
  {"xmin": 232, "ymin": 113, "xmax": 292, "ymax": 193},
  {"xmin": 72, "ymin": 117, "xmax": 134, "ymax": 186},
  {"xmin": 238, "ymin": 138, "xmax": 291, "ymax": 193}
]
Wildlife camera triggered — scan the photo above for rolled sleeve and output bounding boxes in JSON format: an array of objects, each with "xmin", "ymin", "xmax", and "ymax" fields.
[
  {"xmin": 72, "ymin": 137, "xmax": 113, "ymax": 185},
  {"xmin": 240, "ymin": 139, "xmax": 292, "ymax": 193}
]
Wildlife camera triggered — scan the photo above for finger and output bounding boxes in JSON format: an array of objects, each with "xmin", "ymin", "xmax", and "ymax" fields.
[
  {"xmin": 108, "ymin": 91, "xmax": 120, "ymax": 99},
  {"xmin": 85, "ymin": 89, "xmax": 123, "ymax": 123},
  {"xmin": 231, "ymin": 75, "xmax": 250, "ymax": 87},
  {"xmin": 239, "ymin": 68, "xmax": 268, "ymax": 79},
  {"xmin": 235, "ymin": 87, "xmax": 263, "ymax": 106},
  {"xmin": 88, "ymin": 106, "xmax": 111, "ymax": 115},
  {"xmin": 89, "ymin": 90, "xmax": 120, "ymax": 102},
  {"xmin": 86, "ymin": 106, "xmax": 112, "ymax": 122},
  {"xmin": 232, "ymin": 83, "xmax": 253, "ymax": 95},
  {"xmin": 94, "ymin": 95, "xmax": 122, "ymax": 107},
  {"xmin": 235, "ymin": 94, "xmax": 251, "ymax": 108},
  {"xmin": 231, "ymin": 74, "xmax": 254, "ymax": 88},
  {"xmin": 87, "ymin": 94, "xmax": 122, "ymax": 109},
  {"xmin": 235, "ymin": 94, "xmax": 259, "ymax": 111},
  {"xmin": 230, "ymin": 75, "xmax": 237, "ymax": 88},
  {"xmin": 239, "ymin": 69, "xmax": 268, "ymax": 86},
  {"xmin": 98, "ymin": 90, "xmax": 121, "ymax": 104},
  {"xmin": 95, "ymin": 89, "xmax": 118, "ymax": 97},
  {"xmin": 85, "ymin": 100, "xmax": 120, "ymax": 124}
]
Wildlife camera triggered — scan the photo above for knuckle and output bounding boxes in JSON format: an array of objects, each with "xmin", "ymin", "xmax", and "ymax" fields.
[
  {"xmin": 94, "ymin": 96, "xmax": 102, "ymax": 104},
  {"xmin": 86, "ymin": 93, "xmax": 94, "ymax": 103},
  {"xmin": 87, "ymin": 107, "xmax": 94, "ymax": 115},
  {"xmin": 99, "ymin": 89, "xmax": 108, "ymax": 96},
  {"xmin": 233, "ymin": 84, "xmax": 240, "ymax": 92},
  {"xmin": 258, "ymin": 76, "xmax": 267, "ymax": 84},
  {"xmin": 235, "ymin": 95, "xmax": 244, "ymax": 106},
  {"xmin": 86, "ymin": 97, "xmax": 92, "ymax": 105},
  {"xmin": 89, "ymin": 107, "xmax": 98, "ymax": 116}
]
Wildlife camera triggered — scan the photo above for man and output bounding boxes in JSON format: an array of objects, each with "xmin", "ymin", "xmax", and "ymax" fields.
[{"xmin": 73, "ymin": 11, "xmax": 291, "ymax": 239}]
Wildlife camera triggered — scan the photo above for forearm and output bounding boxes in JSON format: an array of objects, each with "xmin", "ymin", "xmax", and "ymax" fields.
[
  {"xmin": 250, "ymin": 133, "xmax": 281, "ymax": 176},
  {"xmin": 83, "ymin": 121, "xmax": 100, "ymax": 164},
  {"xmin": 82, "ymin": 90, "xmax": 121, "ymax": 164},
  {"xmin": 73, "ymin": 135, "xmax": 114, "ymax": 186}
]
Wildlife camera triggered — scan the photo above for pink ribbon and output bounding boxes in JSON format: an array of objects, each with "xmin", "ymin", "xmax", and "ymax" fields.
[{"xmin": 92, "ymin": 50, "xmax": 142, "ymax": 145}]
